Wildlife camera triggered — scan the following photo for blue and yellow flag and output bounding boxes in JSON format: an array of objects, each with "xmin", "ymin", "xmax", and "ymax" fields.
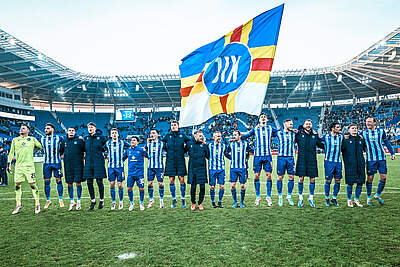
[{"xmin": 179, "ymin": 4, "xmax": 284, "ymax": 127}]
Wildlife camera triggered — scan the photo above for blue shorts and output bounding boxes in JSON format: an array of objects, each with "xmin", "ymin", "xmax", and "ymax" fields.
[
  {"xmin": 147, "ymin": 168, "xmax": 164, "ymax": 182},
  {"xmin": 209, "ymin": 170, "xmax": 225, "ymax": 186},
  {"xmin": 127, "ymin": 175, "xmax": 145, "ymax": 188},
  {"xmin": 324, "ymin": 161, "xmax": 343, "ymax": 180},
  {"xmin": 108, "ymin": 167, "xmax": 125, "ymax": 182},
  {"xmin": 253, "ymin": 156, "xmax": 272, "ymax": 173},
  {"xmin": 230, "ymin": 169, "xmax": 247, "ymax": 184},
  {"xmin": 367, "ymin": 160, "xmax": 387, "ymax": 175},
  {"xmin": 43, "ymin": 163, "xmax": 63, "ymax": 179},
  {"xmin": 276, "ymin": 156, "xmax": 295, "ymax": 176}
]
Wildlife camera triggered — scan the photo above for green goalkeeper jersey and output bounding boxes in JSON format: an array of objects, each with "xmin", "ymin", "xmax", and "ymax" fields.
[{"xmin": 8, "ymin": 135, "xmax": 43, "ymax": 169}]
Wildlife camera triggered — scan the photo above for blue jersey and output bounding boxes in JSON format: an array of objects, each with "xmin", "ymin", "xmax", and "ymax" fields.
[
  {"xmin": 227, "ymin": 140, "xmax": 250, "ymax": 169},
  {"xmin": 208, "ymin": 142, "xmax": 227, "ymax": 171},
  {"xmin": 124, "ymin": 146, "xmax": 147, "ymax": 177},
  {"xmin": 362, "ymin": 128, "xmax": 395, "ymax": 161},
  {"xmin": 106, "ymin": 139, "xmax": 126, "ymax": 169},
  {"xmin": 242, "ymin": 125, "xmax": 278, "ymax": 157},
  {"xmin": 41, "ymin": 135, "xmax": 62, "ymax": 164},
  {"xmin": 323, "ymin": 133, "xmax": 343, "ymax": 163},
  {"xmin": 276, "ymin": 130, "xmax": 295, "ymax": 157},
  {"xmin": 146, "ymin": 141, "xmax": 164, "ymax": 169}
]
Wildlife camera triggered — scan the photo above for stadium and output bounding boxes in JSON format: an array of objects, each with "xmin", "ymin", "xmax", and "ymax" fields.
[{"xmin": 1, "ymin": 2, "xmax": 400, "ymax": 266}]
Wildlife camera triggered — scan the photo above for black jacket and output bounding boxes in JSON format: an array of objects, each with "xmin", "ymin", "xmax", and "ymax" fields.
[
  {"xmin": 0, "ymin": 151, "xmax": 7, "ymax": 168},
  {"xmin": 162, "ymin": 131, "xmax": 190, "ymax": 176},
  {"xmin": 341, "ymin": 135, "xmax": 366, "ymax": 185},
  {"xmin": 83, "ymin": 133, "xmax": 107, "ymax": 179},
  {"xmin": 186, "ymin": 139, "xmax": 210, "ymax": 184},
  {"xmin": 295, "ymin": 127, "xmax": 324, "ymax": 178},
  {"xmin": 60, "ymin": 135, "xmax": 85, "ymax": 181}
]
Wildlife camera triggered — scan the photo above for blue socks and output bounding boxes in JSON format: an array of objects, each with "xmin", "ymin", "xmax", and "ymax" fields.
[
  {"xmin": 77, "ymin": 184, "xmax": 82, "ymax": 201},
  {"xmin": 118, "ymin": 188, "xmax": 124, "ymax": 202},
  {"xmin": 240, "ymin": 189, "xmax": 246, "ymax": 204},
  {"xmin": 366, "ymin": 182, "xmax": 373, "ymax": 198},
  {"xmin": 210, "ymin": 188, "xmax": 215, "ymax": 202},
  {"xmin": 180, "ymin": 184, "xmax": 186, "ymax": 199},
  {"xmin": 170, "ymin": 184, "xmax": 176, "ymax": 199},
  {"xmin": 254, "ymin": 179, "xmax": 260, "ymax": 198},
  {"xmin": 324, "ymin": 180, "xmax": 332, "ymax": 199},
  {"xmin": 231, "ymin": 188, "xmax": 237, "ymax": 203},
  {"xmin": 68, "ymin": 184, "xmax": 74, "ymax": 201},
  {"xmin": 277, "ymin": 180, "xmax": 283, "ymax": 196},
  {"xmin": 159, "ymin": 185, "xmax": 164, "ymax": 199},
  {"xmin": 110, "ymin": 187, "xmax": 116, "ymax": 203},
  {"xmin": 44, "ymin": 180, "xmax": 51, "ymax": 201},
  {"xmin": 355, "ymin": 184, "xmax": 362, "ymax": 200},
  {"xmin": 148, "ymin": 185, "xmax": 154, "ymax": 200},
  {"xmin": 347, "ymin": 185, "xmax": 353, "ymax": 201},
  {"xmin": 298, "ymin": 182, "xmax": 304, "ymax": 195},
  {"xmin": 128, "ymin": 190, "xmax": 134, "ymax": 203},
  {"xmin": 287, "ymin": 179, "xmax": 294, "ymax": 196},
  {"xmin": 376, "ymin": 180, "xmax": 386, "ymax": 197},
  {"xmin": 56, "ymin": 180, "xmax": 63, "ymax": 200},
  {"xmin": 309, "ymin": 182, "xmax": 315, "ymax": 196},
  {"xmin": 266, "ymin": 180, "xmax": 272, "ymax": 198},
  {"xmin": 139, "ymin": 190, "xmax": 144, "ymax": 204},
  {"xmin": 218, "ymin": 188, "xmax": 224, "ymax": 202},
  {"xmin": 333, "ymin": 181, "xmax": 340, "ymax": 199}
]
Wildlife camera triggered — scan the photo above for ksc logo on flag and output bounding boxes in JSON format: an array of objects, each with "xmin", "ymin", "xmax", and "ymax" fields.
[{"xmin": 179, "ymin": 4, "xmax": 284, "ymax": 127}]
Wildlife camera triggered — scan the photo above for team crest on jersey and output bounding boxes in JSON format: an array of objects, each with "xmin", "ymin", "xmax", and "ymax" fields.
[
  {"xmin": 74, "ymin": 141, "xmax": 77, "ymax": 144},
  {"xmin": 359, "ymin": 141, "xmax": 362, "ymax": 144},
  {"xmin": 27, "ymin": 138, "xmax": 31, "ymax": 141},
  {"xmin": 179, "ymin": 134, "xmax": 182, "ymax": 137},
  {"xmin": 97, "ymin": 137, "xmax": 100, "ymax": 140}
]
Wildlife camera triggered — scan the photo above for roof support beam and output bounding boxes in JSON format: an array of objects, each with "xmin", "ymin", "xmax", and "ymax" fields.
[
  {"xmin": 340, "ymin": 70, "xmax": 379, "ymax": 92},
  {"xmin": 330, "ymin": 72, "xmax": 356, "ymax": 97},
  {"xmin": 344, "ymin": 68, "xmax": 400, "ymax": 88}
]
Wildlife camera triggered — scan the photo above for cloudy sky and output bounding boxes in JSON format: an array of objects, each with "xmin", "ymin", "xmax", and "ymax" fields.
[{"xmin": 1, "ymin": 0, "xmax": 399, "ymax": 75}]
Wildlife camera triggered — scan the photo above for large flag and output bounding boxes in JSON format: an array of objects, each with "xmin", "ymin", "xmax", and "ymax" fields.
[{"xmin": 179, "ymin": 4, "xmax": 284, "ymax": 127}]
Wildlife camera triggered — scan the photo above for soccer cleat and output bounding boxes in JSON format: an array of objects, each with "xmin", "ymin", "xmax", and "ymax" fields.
[
  {"xmin": 89, "ymin": 201, "xmax": 96, "ymax": 211},
  {"xmin": 218, "ymin": 202, "xmax": 224, "ymax": 208},
  {"xmin": 347, "ymin": 200, "xmax": 353, "ymax": 207},
  {"xmin": 325, "ymin": 199, "xmax": 331, "ymax": 207},
  {"xmin": 240, "ymin": 202, "xmax": 245, "ymax": 208},
  {"xmin": 129, "ymin": 203, "xmax": 134, "ymax": 211},
  {"xmin": 12, "ymin": 205, "xmax": 22, "ymax": 215},
  {"xmin": 118, "ymin": 202, "xmax": 124, "ymax": 210},
  {"xmin": 181, "ymin": 199, "xmax": 186, "ymax": 208},
  {"xmin": 298, "ymin": 200, "xmax": 303, "ymax": 208},
  {"xmin": 374, "ymin": 195, "xmax": 384, "ymax": 205},
  {"xmin": 232, "ymin": 202, "xmax": 238, "ymax": 208},
  {"xmin": 44, "ymin": 200, "xmax": 52, "ymax": 211},
  {"xmin": 211, "ymin": 202, "xmax": 217, "ymax": 208},
  {"xmin": 35, "ymin": 204, "xmax": 40, "ymax": 214},
  {"xmin": 266, "ymin": 197, "xmax": 272, "ymax": 207},
  {"xmin": 59, "ymin": 199, "xmax": 64, "ymax": 208},
  {"xmin": 160, "ymin": 199, "xmax": 164, "ymax": 209},
  {"xmin": 308, "ymin": 199, "xmax": 316, "ymax": 208},
  {"xmin": 254, "ymin": 197, "xmax": 261, "ymax": 206},
  {"xmin": 171, "ymin": 198, "xmax": 177, "ymax": 209},
  {"xmin": 147, "ymin": 199, "xmax": 154, "ymax": 208},
  {"xmin": 198, "ymin": 204, "xmax": 204, "ymax": 211},
  {"xmin": 278, "ymin": 197, "xmax": 283, "ymax": 207},
  {"xmin": 286, "ymin": 197, "xmax": 294, "ymax": 206},
  {"xmin": 68, "ymin": 201, "xmax": 76, "ymax": 211},
  {"xmin": 367, "ymin": 198, "xmax": 373, "ymax": 207},
  {"xmin": 140, "ymin": 203, "xmax": 145, "ymax": 211},
  {"xmin": 98, "ymin": 200, "xmax": 104, "ymax": 209},
  {"xmin": 354, "ymin": 200, "xmax": 363, "ymax": 207},
  {"xmin": 191, "ymin": 204, "xmax": 196, "ymax": 211},
  {"xmin": 76, "ymin": 201, "xmax": 81, "ymax": 211},
  {"xmin": 331, "ymin": 198, "xmax": 340, "ymax": 207},
  {"xmin": 110, "ymin": 202, "xmax": 116, "ymax": 211}
]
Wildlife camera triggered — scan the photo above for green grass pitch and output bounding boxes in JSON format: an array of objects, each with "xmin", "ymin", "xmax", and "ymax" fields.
[{"xmin": 0, "ymin": 155, "xmax": 399, "ymax": 266}]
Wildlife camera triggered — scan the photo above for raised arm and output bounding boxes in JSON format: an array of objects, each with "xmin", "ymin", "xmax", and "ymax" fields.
[{"xmin": 241, "ymin": 128, "xmax": 255, "ymax": 140}]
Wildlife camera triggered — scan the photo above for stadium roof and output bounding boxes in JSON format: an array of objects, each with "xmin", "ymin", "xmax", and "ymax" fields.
[{"xmin": 0, "ymin": 27, "xmax": 400, "ymax": 108}]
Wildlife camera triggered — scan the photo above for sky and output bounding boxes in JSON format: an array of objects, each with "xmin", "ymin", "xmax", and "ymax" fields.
[{"xmin": 1, "ymin": 0, "xmax": 399, "ymax": 76}]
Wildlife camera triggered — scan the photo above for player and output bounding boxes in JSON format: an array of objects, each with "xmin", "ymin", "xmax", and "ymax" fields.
[
  {"xmin": 106, "ymin": 128, "xmax": 127, "ymax": 211},
  {"xmin": 362, "ymin": 117, "xmax": 396, "ymax": 206},
  {"xmin": 226, "ymin": 130, "xmax": 252, "ymax": 208},
  {"xmin": 275, "ymin": 119, "xmax": 296, "ymax": 206},
  {"xmin": 41, "ymin": 123, "xmax": 64, "ymax": 210},
  {"xmin": 242, "ymin": 113, "xmax": 278, "ymax": 207},
  {"xmin": 60, "ymin": 127, "xmax": 85, "ymax": 211},
  {"xmin": 146, "ymin": 129, "xmax": 165, "ymax": 209},
  {"xmin": 322, "ymin": 122, "xmax": 344, "ymax": 207},
  {"xmin": 124, "ymin": 136, "xmax": 147, "ymax": 211},
  {"xmin": 7, "ymin": 124, "xmax": 43, "ymax": 214},
  {"xmin": 208, "ymin": 131, "xmax": 229, "ymax": 208},
  {"xmin": 295, "ymin": 119, "xmax": 324, "ymax": 208}
]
